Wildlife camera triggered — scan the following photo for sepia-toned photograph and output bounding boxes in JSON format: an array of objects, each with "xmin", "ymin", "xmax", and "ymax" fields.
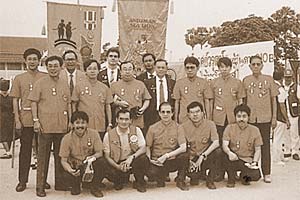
[{"xmin": 0, "ymin": 0, "xmax": 300, "ymax": 199}]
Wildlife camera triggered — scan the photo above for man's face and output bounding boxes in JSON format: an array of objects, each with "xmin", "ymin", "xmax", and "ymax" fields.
[
  {"xmin": 25, "ymin": 54, "xmax": 39, "ymax": 71},
  {"xmin": 159, "ymin": 104, "xmax": 173, "ymax": 123},
  {"xmin": 143, "ymin": 55, "xmax": 155, "ymax": 71},
  {"xmin": 107, "ymin": 52, "xmax": 119, "ymax": 68},
  {"xmin": 116, "ymin": 112, "xmax": 131, "ymax": 129},
  {"xmin": 85, "ymin": 62, "xmax": 99, "ymax": 79},
  {"xmin": 284, "ymin": 76, "xmax": 293, "ymax": 85},
  {"xmin": 155, "ymin": 61, "xmax": 168, "ymax": 78},
  {"xmin": 188, "ymin": 106, "xmax": 203, "ymax": 123},
  {"xmin": 185, "ymin": 63, "xmax": 198, "ymax": 78},
  {"xmin": 218, "ymin": 62, "xmax": 231, "ymax": 78},
  {"xmin": 236, "ymin": 111, "xmax": 249, "ymax": 129},
  {"xmin": 64, "ymin": 52, "xmax": 77, "ymax": 71},
  {"xmin": 121, "ymin": 63, "xmax": 134, "ymax": 80},
  {"xmin": 46, "ymin": 60, "xmax": 61, "ymax": 78},
  {"xmin": 73, "ymin": 118, "xmax": 88, "ymax": 135},
  {"xmin": 249, "ymin": 58, "xmax": 263, "ymax": 75}
]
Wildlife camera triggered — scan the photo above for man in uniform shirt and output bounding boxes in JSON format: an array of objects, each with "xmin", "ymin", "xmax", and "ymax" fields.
[
  {"xmin": 97, "ymin": 47, "xmax": 121, "ymax": 88},
  {"xmin": 10, "ymin": 48, "xmax": 47, "ymax": 192},
  {"xmin": 179, "ymin": 101, "xmax": 219, "ymax": 189},
  {"xmin": 144, "ymin": 59, "xmax": 175, "ymax": 134},
  {"xmin": 223, "ymin": 104, "xmax": 262, "ymax": 187},
  {"xmin": 173, "ymin": 56, "xmax": 213, "ymax": 124},
  {"xmin": 210, "ymin": 57, "xmax": 245, "ymax": 181},
  {"xmin": 72, "ymin": 59, "xmax": 113, "ymax": 140},
  {"xmin": 111, "ymin": 61, "xmax": 151, "ymax": 129},
  {"xmin": 59, "ymin": 111, "xmax": 106, "ymax": 197},
  {"xmin": 28, "ymin": 55, "xmax": 71, "ymax": 197},
  {"xmin": 146, "ymin": 102, "xmax": 189, "ymax": 191},
  {"xmin": 136, "ymin": 53, "xmax": 156, "ymax": 82},
  {"xmin": 243, "ymin": 55, "xmax": 278, "ymax": 183},
  {"xmin": 103, "ymin": 109, "xmax": 148, "ymax": 193}
]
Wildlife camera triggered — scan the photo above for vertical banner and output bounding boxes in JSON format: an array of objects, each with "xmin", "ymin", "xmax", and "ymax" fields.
[
  {"xmin": 118, "ymin": 0, "xmax": 169, "ymax": 68},
  {"xmin": 47, "ymin": 2, "xmax": 104, "ymax": 62}
]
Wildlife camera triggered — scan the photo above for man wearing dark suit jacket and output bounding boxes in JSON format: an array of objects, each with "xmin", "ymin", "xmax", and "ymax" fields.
[
  {"xmin": 97, "ymin": 47, "xmax": 121, "ymax": 88},
  {"xmin": 144, "ymin": 59, "xmax": 175, "ymax": 134},
  {"xmin": 136, "ymin": 53, "xmax": 156, "ymax": 82}
]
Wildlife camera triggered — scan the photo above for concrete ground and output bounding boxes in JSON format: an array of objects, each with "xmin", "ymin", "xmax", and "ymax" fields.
[{"xmin": 1, "ymin": 140, "xmax": 300, "ymax": 200}]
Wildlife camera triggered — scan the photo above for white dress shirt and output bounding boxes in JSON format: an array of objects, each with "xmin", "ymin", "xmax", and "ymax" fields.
[{"xmin": 156, "ymin": 76, "xmax": 168, "ymax": 110}]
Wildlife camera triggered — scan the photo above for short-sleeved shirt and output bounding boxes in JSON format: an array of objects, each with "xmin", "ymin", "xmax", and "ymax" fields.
[
  {"xmin": 243, "ymin": 74, "xmax": 279, "ymax": 123},
  {"xmin": 72, "ymin": 79, "xmax": 113, "ymax": 132},
  {"xmin": 173, "ymin": 77, "xmax": 213, "ymax": 123},
  {"xmin": 146, "ymin": 120, "xmax": 186, "ymax": 160},
  {"xmin": 223, "ymin": 123, "xmax": 263, "ymax": 162},
  {"xmin": 27, "ymin": 76, "xmax": 70, "ymax": 133},
  {"xmin": 9, "ymin": 71, "xmax": 46, "ymax": 127},
  {"xmin": 103, "ymin": 126, "xmax": 145, "ymax": 160},
  {"xmin": 111, "ymin": 79, "xmax": 152, "ymax": 128},
  {"xmin": 179, "ymin": 119, "xmax": 218, "ymax": 159},
  {"xmin": 59, "ymin": 128, "xmax": 103, "ymax": 164},
  {"xmin": 211, "ymin": 76, "xmax": 245, "ymax": 126}
]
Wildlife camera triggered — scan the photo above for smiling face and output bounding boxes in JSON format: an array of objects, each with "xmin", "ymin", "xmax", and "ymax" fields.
[
  {"xmin": 159, "ymin": 104, "xmax": 173, "ymax": 123},
  {"xmin": 155, "ymin": 61, "xmax": 168, "ymax": 79},
  {"xmin": 46, "ymin": 60, "xmax": 62, "ymax": 78},
  {"xmin": 85, "ymin": 62, "xmax": 99, "ymax": 79},
  {"xmin": 235, "ymin": 111, "xmax": 249, "ymax": 129},
  {"xmin": 121, "ymin": 62, "xmax": 134, "ymax": 81},
  {"xmin": 107, "ymin": 52, "xmax": 119, "ymax": 69},
  {"xmin": 25, "ymin": 54, "xmax": 40, "ymax": 71},
  {"xmin": 64, "ymin": 52, "xmax": 77, "ymax": 71},
  {"xmin": 218, "ymin": 62, "xmax": 231, "ymax": 78},
  {"xmin": 143, "ymin": 55, "xmax": 155, "ymax": 71},
  {"xmin": 73, "ymin": 118, "xmax": 88, "ymax": 136}
]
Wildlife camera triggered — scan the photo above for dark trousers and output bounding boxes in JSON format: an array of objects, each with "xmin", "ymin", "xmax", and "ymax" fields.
[
  {"xmin": 18, "ymin": 127, "xmax": 37, "ymax": 183},
  {"xmin": 147, "ymin": 152, "xmax": 189, "ymax": 183},
  {"xmin": 187, "ymin": 150, "xmax": 218, "ymax": 183},
  {"xmin": 216, "ymin": 119, "xmax": 228, "ymax": 177},
  {"xmin": 62, "ymin": 157, "xmax": 106, "ymax": 190},
  {"xmin": 251, "ymin": 122, "xmax": 271, "ymax": 175},
  {"xmin": 105, "ymin": 155, "xmax": 148, "ymax": 185},
  {"xmin": 224, "ymin": 156, "xmax": 261, "ymax": 184},
  {"xmin": 36, "ymin": 133, "xmax": 65, "ymax": 189}
]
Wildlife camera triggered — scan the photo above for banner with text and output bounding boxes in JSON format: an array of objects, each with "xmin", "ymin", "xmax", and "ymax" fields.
[
  {"xmin": 197, "ymin": 41, "xmax": 275, "ymax": 80},
  {"xmin": 47, "ymin": 2, "xmax": 103, "ymax": 62},
  {"xmin": 118, "ymin": 0, "xmax": 169, "ymax": 68}
]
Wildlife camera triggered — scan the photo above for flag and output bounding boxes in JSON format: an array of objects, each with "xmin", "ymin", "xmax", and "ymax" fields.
[
  {"xmin": 47, "ymin": 2, "xmax": 104, "ymax": 61},
  {"xmin": 118, "ymin": 0, "xmax": 169, "ymax": 68}
]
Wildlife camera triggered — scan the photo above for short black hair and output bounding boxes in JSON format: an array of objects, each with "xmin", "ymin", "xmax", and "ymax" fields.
[
  {"xmin": 107, "ymin": 47, "xmax": 120, "ymax": 58},
  {"xmin": 83, "ymin": 59, "xmax": 101, "ymax": 71},
  {"xmin": 0, "ymin": 79, "xmax": 10, "ymax": 91},
  {"xmin": 45, "ymin": 56, "xmax": 63, "ymax": 67},
  {"xmin": 23, "ymin": 48, "xmax": 42, "ymax": 60},
  {"xmin": 120, "ymin": 61, "xmax": 135, "ymax": 70},
  {"xmin": 116, "ymin": 109, "xmax": 132, "ymax": 119},
  {"xmin": 217, "ymin": 57, "xmax": 232, "ymax": 68},
  {"xmin": 154, "ymin": 59, "xmax": 168, "ymax": 66},
  {"xmin": 184, "ymin": 56, "xmax": 199, "ymax": 67},
  {"xmin": 187, "ymin": 101, "xmax": 204, "ymax": 113},
  {"xmin": 250, "ymin": 55, "xmax": 262, "ymax": 64},
  {"xmin": 62, "ymin": 50, "xmax": 78, "ymax": 60},
  {"xmin": 71, "ymin": 111, "xmax": 89, "ymax": 123},
  {"xmin": 142, "ymin": 53, "xmax": 156, "ymax": 62},
  {"xmin": 234, "ymin": 104, "xmax": 251, "ymax": 117},
  {"xmin": 159, "ymin": 102, "xmax": 173, "ymax": 112}
]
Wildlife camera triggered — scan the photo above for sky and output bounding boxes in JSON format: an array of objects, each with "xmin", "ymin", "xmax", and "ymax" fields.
[{"xmin": 1, "ymin": 0, "xmax": 300, "ymax": 62}]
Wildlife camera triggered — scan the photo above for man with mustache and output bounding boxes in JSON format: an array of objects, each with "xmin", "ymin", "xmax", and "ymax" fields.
[{"xmin": 222, "ymin": 104, "xmax": 262, "ymax": 188}]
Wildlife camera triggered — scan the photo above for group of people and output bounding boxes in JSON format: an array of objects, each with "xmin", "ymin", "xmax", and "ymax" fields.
[{"xmin": 0, "ymin": 46, "xmax": 299, "ymax": 198}]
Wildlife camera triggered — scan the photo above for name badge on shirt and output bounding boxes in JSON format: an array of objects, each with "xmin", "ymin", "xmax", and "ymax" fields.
[
  {"xmin": 202, "ymin": 137, "xmax": 208, "ymax": 144},
  {"xmin": 87, "ymin": 138, "xmax": 92, "ymax": 147},
  {"xmin": 121, "ymin": 88, "xmax": 125, "ymax": 96},
  {"xmin": 52, "ymin": 88, "xmax": 57, "ymax": 96},
  {"xmin": 184, "ymin": 86, "xmax": 188, "ymax": 94},
  {"xmin": 216, "ymin": 106, "xmax": 223, "ymax": 111},
  {"xmin": 236, "ymin": 141, "xmax": 240, "ymax": 149},
  {"xmin": 218, "ymin": 88, "xmax": 222, "ymax": 95},
  {"xmin": 29, "ymin": 83, "xmax": 33, "ymax": 91},
  {"xmin": 130, "ymin": 135, "xmax": 138, "ymax": 143}
]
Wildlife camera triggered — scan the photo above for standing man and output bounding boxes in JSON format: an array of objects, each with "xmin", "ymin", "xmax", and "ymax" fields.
[
  {"xmin": 10, "ymin": 48, "xmax": 47, "ymax": 192},
  {"xmin": 173, "ymin": 56, "xmax": 213, "ymax": 124},
  {"xmin": 180, "ymin": 101, "xmax": 219, "ymax": 189},
  {"xmin": 28, "ymin": 55, "xmax": 71, "ymax": 197},
  {"xmin": 111, "ymin": 61, "xmax": 151, "ymax": 129},
  {"xmin": 143, "ymin": 59, "xmax": 175, "ymax": 134},
  {"xmin": 103, "ymin": 109, "xmax": 148, "ymax": 193},
  {"xmin": 146, "ymin": 102, "xmax": 189, "ymax": 191},
  {"xmin": 243, "ymin": 55, "xmax": 278, "ymax": 183},
  {"xmin": 210, "ymin": 57, "xmax": 245, "ymax": 181},
  {"xmin": 97, "ymin": 47, "xmax": 121, "ymax": 88},
  {"xmin": 223, "ymin": 104, "xmax": 262, "ymax": 187},
  {"xmin": 136, "ymin": 53, "xmax": 156, "ymax": 82},
  {"xmin": 72, "ymin": 59, "xmax": 113, "ymax": 140}
]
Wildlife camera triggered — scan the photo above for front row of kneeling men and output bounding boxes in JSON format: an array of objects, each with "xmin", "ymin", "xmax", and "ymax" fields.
[{"xmin": 59, "ymin": 102, "xmax": 262, "ymax": 197}]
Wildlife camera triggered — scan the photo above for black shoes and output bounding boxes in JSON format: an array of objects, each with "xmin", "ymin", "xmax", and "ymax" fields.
[
  {"xmin": 226, "ymin": 181, "xmax": 235, "ymax": 188},
  {"xmin": 133, "ymin": 181, "xmax": 146, "ymax": 193},
  {"xmin": 114, "ymin": 183, "xmax": 124, "ymax": 191},
  {"xmin": 90, "ymin": 188, "xmax": 104, "ymax": 198},
  {"xmin": 44, "ymin": 182, "xmax": 51, "ymax": 189},
  {"xmin": 292, "ymin": 154, "xmax": 300, "ymax": 160},
  {"xmin": 16, "ymin": 182, "xmax": 26, "ymax": 192},
  {"xmin": 190, "ymin": 178, "xmax": 200, "ymax": 186},
  {"xmin": 176, "ymin": 181, "xmax": 189, "ymax": 191},
  {"xmin": 157, "ymin": 181, "xmax": 166, "ymax": 187},
  {"xmin": 206, "ymin": 182, "xmax": 216, "ymax": 190},
  {"xmin": 71, "ymin": 186, "xmax": 81, "ymax": 195},
  {"xmin": 36, "ymin": 188, "xmax": 46, "ymax": 197}
]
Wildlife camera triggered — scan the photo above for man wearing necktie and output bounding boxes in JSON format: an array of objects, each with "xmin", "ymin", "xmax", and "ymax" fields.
[{"xmin": 136, "ymin": 53, "xmax": 157, "ymax": 82}]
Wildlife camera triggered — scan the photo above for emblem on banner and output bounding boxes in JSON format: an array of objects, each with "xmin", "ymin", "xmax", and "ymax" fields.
[{"xmin": 84, "ymin": 11, "xmax": 97, "ymax": 30}]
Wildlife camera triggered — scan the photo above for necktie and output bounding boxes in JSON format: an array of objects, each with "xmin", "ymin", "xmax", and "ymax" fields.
[
  {"xmin": 70, "ymin": 74, "xmax": 74, "ymax": 95},
  {"xmin": 159, "ymin": 79, "xmax": 164, "ymax": 105},
  {"xmin": 110, "ymin": 70, "xmax": 115, "ymax": 84}
]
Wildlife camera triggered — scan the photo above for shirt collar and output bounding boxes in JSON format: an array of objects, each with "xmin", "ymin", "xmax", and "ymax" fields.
[
  {"xmin": 116, "ymin": 126, "xmax": 130, "ymax": 136},
  {"xmin": 65, "ymin": 69, "xmax": 77, "ymax": 76}
]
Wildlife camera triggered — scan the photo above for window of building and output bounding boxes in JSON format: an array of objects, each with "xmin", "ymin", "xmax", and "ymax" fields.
[{"xmin": 7, "ymin": 63, "xmax": 22, "ymax": 70}]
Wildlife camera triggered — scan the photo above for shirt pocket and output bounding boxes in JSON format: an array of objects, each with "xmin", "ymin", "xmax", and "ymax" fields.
[{"xmin": 98, "ymin": 92, "xmax": 106, "ymax": 104}]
